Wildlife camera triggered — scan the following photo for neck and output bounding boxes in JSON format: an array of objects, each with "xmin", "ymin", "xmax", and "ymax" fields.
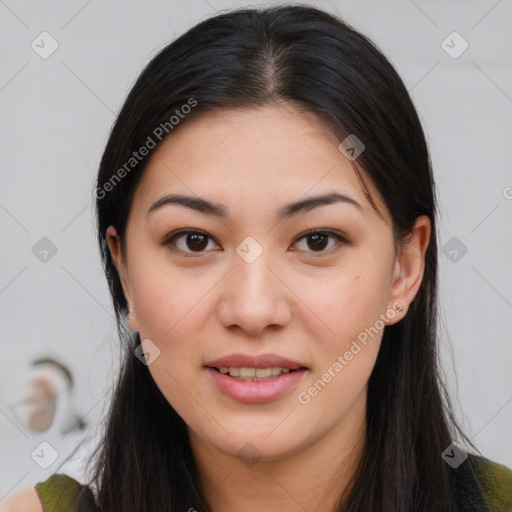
[{"xmin": 189, "ymin": 395, "xmax": 366, "ymax": 512}]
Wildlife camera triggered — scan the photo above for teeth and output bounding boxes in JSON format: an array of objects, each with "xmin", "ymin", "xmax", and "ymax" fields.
[
  {"xmin": 239, "ymin": 367, "xmax": 255, "ymax": 378},
  {"xmin": 255, "ymin": 368, "xmax": 271, "ymax": 378},
  {"xmin": 217, "ymin": 366, "xmax": 294, "ymax": 381}
]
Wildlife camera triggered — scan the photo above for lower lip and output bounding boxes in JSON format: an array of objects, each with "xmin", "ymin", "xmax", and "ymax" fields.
[{"xmin": 205, "ymin": 367, "xmax": 307, "ymax": 404}]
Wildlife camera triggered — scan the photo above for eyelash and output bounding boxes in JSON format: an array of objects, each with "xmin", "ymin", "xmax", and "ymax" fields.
[{"xmin": 161, "ymin": 229, "xmax": 347, "ymax": 257}]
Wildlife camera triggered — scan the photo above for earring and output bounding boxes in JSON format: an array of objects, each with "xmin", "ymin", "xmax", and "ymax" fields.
[{"xmin": 393, "ymin": 303, "xmax": 404, "ymax": 312}]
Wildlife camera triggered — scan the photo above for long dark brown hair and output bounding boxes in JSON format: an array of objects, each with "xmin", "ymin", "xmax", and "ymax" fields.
[{"xmin": 86, "ymin": 4, "xmax": 473, "ymax": 511}]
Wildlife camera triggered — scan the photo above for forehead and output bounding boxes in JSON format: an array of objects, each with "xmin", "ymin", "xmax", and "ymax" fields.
[{"xmin": 131, "ymin": 104, "xmax": 389, "ymax": 223}]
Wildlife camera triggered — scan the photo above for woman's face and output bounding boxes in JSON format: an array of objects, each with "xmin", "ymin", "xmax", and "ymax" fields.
[{"xmin": 107, "ymin": 103, "xmax": 429, "ymax": 465}]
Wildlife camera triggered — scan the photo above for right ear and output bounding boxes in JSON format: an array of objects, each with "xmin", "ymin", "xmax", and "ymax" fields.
[{"xmin": 105, "ymin": 225, "xmax": 132, "ymax": 309}]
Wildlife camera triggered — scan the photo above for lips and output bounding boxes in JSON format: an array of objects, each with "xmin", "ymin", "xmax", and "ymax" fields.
[
  {"xmin": 204, "ymin": 353, "xmax": 309, "ymax": 403},
  {"xmin": 205, "ymin": 353, "xmax": 307, "ymax": 370},
  {"xmin": 205, "ymin": 366, "xmax": 308, "ymax": 403}
]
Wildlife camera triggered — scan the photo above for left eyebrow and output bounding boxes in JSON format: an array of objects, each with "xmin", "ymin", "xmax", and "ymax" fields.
[
  {"xmin": 147, "ymin": 192, "xmax": 364, "ymax": 220},
  {"xmin": 276, "ymin": 192, "xmax": 364, "ymax": 221}
]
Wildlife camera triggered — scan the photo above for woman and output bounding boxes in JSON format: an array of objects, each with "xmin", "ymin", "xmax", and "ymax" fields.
[{"xmin": 7, "ymin": 4, "xmax": 511, "ymax": 511}]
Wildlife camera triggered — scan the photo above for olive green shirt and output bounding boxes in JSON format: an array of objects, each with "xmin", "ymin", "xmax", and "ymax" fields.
[{"xmin": 35, "ymin": 454, "xmax": 512, "ymax": 511}]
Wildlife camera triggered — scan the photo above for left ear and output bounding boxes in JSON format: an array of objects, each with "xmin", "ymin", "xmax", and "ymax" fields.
[{"xmin": 386, "ymin": 215, "xmax": 431, "ymax": 325}]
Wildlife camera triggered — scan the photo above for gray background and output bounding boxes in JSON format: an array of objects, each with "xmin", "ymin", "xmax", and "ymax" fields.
[{"xmin": 1, "ymin": 0, "xmax": 511, "ymax": 499}]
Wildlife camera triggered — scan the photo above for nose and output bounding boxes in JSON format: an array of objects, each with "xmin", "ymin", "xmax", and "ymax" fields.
[{"xmin": 216, "ymin": 254, "xmax": 292, "ymax": 336}]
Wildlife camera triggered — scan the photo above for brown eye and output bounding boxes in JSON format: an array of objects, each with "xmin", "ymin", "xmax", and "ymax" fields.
[
  {"xmin": 293, "ymin": 230, "xmax": 346, "ymax": 253},
  {"xmin": 163, "ymin": 230, "xmax": 219, "ymax": 255}
]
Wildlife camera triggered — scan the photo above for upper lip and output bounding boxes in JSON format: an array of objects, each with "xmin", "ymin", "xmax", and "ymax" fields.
[{"xmin": 205, "ymin": 353, "xmax": 307, "ymax": 370}]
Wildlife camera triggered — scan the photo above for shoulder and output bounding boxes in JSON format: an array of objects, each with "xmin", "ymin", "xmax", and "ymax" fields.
[
  {"xmin": 0, "ymin": 474, "xmax": 83, "ymax": 512},
  {"xmin": 468, "ymin": 454, "xmax": 512, "ymax": 508},
  {"xmin": 452, "ymin": 453, "xmax": 512, "ymax": 511},
  {"xmin": 34, "ymin": 473, "xmax": 99, "ymax": 512},
  {"xmin": 0, "ymin": 487, "xmax": 43, "ymax": 512}
]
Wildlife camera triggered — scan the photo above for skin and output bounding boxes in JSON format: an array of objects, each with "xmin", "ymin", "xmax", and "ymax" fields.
[
  {"xmin": 0, "ymin": 488, "xmax": 42, "ymax": 512},
  {"xmin": 105, "ymin": 103, "xmax": 430, "ymax": 512}
]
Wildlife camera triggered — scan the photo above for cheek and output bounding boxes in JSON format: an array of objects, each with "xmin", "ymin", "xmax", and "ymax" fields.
[
  {"xmin": 129, "ymin": 259, "xmax": 203, "ymax": 339},
  {"xmin": 128, "ymin": 264, "xmax": 212, "ymax": 398},
  {"xmin": 147, "ymin": 361, "xmax": 209, "ymax": 437},
  {"xmin": 297, "ymin": 274, "xmax": 385, "ymax": 415},
  {"xmin": 297, "ymin": 343, "xmax": 378, "ymax": 436},
  {"xmin": 298, "ymin": 265, "xmax": 390, "ymax": 406},
  {"xmin": 305, "ymin": 268, "xmax": 389, "ymax": 344}
]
